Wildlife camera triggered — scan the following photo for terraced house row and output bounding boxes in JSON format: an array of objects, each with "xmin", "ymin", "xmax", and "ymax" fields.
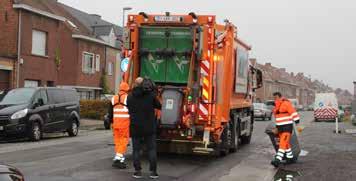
[
  {"xmin": 0, "ymin": 0, "xmax": 122, "ymax": 99},
  {"xmin": 253, "ymin": 60, "xmax": 352, "ymax": 106}
]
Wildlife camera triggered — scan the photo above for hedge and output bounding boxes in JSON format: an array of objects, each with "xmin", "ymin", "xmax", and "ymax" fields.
[{"xmin": 80, "ymin": 100, "xmax": 110, "ymax": 120}]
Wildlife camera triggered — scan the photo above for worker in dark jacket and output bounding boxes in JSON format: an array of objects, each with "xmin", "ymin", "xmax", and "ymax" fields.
[{"xmin": 127, "ymin": 77, "xmax": 161, "ymax": 179}]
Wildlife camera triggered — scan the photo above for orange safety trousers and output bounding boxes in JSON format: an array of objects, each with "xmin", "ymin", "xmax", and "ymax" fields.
[
  {"xmin": 113, "ymin": 120, "xmax": 130, "ymax": 155},
  {"xmin": 278, "ymin": 132, "xmax": 291, "ymax": 151},
  {"xmin": 112, "ymin": 94, "xmax": 130, "ymax": 155}
]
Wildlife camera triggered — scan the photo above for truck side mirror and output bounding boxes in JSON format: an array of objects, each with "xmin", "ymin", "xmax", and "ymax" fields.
[{"xmin": 255, "ymin": 69, "xmax": 263, "ymax": 89}]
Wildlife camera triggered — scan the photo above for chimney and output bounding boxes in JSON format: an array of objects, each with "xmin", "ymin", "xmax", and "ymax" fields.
[
  {"xmin": 353, "ymin": 81, "xmax": 356, "ymax": 100},
  {"xmin": 249, "ymin": 58, "xmax": 256, "ymax": 66},
  {"xmin": 291, "ymin": 72, "xmax": 294, "ymax": 77}
]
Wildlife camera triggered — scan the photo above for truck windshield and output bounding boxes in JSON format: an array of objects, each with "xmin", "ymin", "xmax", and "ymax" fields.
[{"xmin": 0, "ymin": 88, "xmax": 36, "ymax": 105}]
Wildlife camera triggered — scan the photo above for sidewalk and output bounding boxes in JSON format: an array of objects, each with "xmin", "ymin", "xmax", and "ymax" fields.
[{"xmin": 80, "ymin": 119, "xmax": 105, "ymax": 130}]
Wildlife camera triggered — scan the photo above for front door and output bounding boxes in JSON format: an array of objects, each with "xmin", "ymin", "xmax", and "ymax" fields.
[
  {"xmin": 32, "ymin": 90, "xmax": 51, "ymax": 132},
  {"xmin": 0, "ymin": 70, "xmax": 10, "ymax": 91},
  {"xmin": 46, "ymin": 89, "xmax": 65, "ymax": 131}
]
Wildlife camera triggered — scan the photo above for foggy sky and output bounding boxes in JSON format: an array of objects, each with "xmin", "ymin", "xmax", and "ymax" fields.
[{"xmin": 59, "ymin": 0, "xmax": 356, "ymax": 92}]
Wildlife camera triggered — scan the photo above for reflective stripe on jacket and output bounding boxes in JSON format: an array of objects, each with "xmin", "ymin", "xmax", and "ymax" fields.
[
  {"xmin": 274, "ymin": 99, "xmax": 300, "ymax": 126},
  {"xmin": 112, "ymin": 94, "xmax": 130, "ymax": 119}
]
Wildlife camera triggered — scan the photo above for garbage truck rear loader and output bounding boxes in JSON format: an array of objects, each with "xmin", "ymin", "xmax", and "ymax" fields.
[{"xmin": 122, "ymin": 13, "xmax": 263, "ymax": 155}]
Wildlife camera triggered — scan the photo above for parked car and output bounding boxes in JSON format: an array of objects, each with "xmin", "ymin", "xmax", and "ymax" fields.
[
  {"xmin": 338, "ymin": 106, "xmax": 345, "ymax": 120},
  {"xmin": 306, "ymin": 105, "xmax": 314, "ymax": 111},
  {"xmin": 264, "ymin": 100, "xmax": 275, "ymax": 111},
  {"xmin": 103, "ymin": 113, "xmax": 111, "ymax": 130},
  {"xmin": 0, "ymin": 87, "xmax": 80, "ymax": 141},
  {"xmin": 288, "ymin": 99, "xmax": 302, "ymax": 111},
  {"xmin": 100, "ymin": 94, "xmax": 114, "ymax": 101},
  {"xmin": 0, "ymin": 164, "xmax": 24, "ymax": 181},
  {"xmin": 253, "ymin": 103, "xmax": 272, "ymax": 120},
  {"xmin": 0, "ymin": 90, "xmax": 7, "ymax": 102}
]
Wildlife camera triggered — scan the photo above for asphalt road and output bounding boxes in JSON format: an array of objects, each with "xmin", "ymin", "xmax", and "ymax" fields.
[{"xmin": 0, "ymin": 112, "xmax": 314, "ymax": 181}]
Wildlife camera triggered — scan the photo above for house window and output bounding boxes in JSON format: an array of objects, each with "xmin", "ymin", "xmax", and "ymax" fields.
[
  {"xmin": 95, "ymin": 55, "xmax": 100, "ymax": 72},
  {"xmin": 24, "ymin": 80, "xmax": 39, "ymax": 88},
  {"xmin": 108, "ymin": 62, "xmax": 113, "ymax": 76},
  {"xmin": 78, "ymin": 90, "xmax": 95, "ymax": 100},
  {"xmin": 32, "ymin": 30, "xmax": 47, "ymax": 56},
  {"xmin": 82, "ymin": 52, "xmax": 95, "ymax": 74}
]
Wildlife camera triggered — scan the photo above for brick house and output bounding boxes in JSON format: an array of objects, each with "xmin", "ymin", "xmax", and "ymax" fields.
[
  {"xmin": 254, "ymin": 60, "xmax": 341, "ymax": 107},
  {"xmin": 256, "ymin": 62, "xmax": 299, "ymax": 102},
  {"xmin": 0, "ymin": 0, "xmax": 122, "ymax": 99},
  {"xmin": 255, "ymin": 61, "xmax": 321, "ymax": 106}
]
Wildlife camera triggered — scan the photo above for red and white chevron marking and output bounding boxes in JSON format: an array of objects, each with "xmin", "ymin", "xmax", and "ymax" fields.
[
  {"xmin": 314, "ymin": 108, "xmax": 337, "ymax": 119},
  {"xmin": 199, "ymin": 59, "xmax": 210, "ymax": 121}
]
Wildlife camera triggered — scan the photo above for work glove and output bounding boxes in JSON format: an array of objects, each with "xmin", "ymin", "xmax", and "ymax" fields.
[
  {"xmin": 272, "ymin": 127, "xmax": 279, "ymax": 135},
  {"xmin": 295, "ymin": 119, "xmax": 300, "ymax": 124}
]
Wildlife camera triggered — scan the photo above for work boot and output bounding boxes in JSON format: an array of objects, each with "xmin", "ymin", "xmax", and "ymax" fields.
[
  {"xmin": 150, "ymin": 171, "xmax": 159, "ymax": 179},
  {"xmin": 286, "ymin": 158, "xmax": 297, "ymax": 164},
  {"xmin": 112, "ymin": 160, "xmax": 127, "ymax": 169},
  {"xmin": 132, "ymin": 170, "xmax": 143, "ymax": 179},
  {"xmin": 285, "ymin": 149, "xmax": 295, "ymax": 164},
  {"xmin": 271, "ymin": 158, "xmax": 282, "ymax": 168}
]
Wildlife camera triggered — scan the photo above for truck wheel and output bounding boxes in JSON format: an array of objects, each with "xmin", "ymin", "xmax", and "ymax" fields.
[
  {"xmin": 229, "ymin": 117, "xmax": 240, "ymax": 153},
  {"xmin": 29, "ymin": 122, "xmax": 42, "ymax": 142},
  {"xmin": 220, "ymin": 123, "xmax": 232, "ymax": 156},
  {"xmin": 241, "ymin": 117, "xmax": 253, "ymax": 145}
]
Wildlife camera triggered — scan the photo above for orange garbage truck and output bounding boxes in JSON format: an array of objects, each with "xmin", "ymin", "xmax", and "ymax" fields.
[{"xmin": 121, "ymin": 12, "xmax": 263, "ymax": 155}]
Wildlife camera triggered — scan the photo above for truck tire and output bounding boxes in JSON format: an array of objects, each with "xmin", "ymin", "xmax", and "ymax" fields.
[
  {"xmin": 241, "ymin": 116, "xmax": 253, "ymax": 145},
  {"xmin": 229, "ymin": 117, "xmax": 240, "ymax": 153},
  {"xmin": 220, "ymin": 122, "xmax": 232, "ymax": 156}
]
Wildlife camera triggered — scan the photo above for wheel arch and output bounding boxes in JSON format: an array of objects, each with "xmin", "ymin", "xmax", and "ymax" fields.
[
  {"xmin": 69, "ymin": 111, "xmax": 80, "ymax": 126},
  {"xmin": 28, "ymin": 114, "xmax": 44, "ymax": 127}
]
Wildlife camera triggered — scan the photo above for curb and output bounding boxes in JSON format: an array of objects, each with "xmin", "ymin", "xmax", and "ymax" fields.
[{"xmin": 79, "ymin": 121, "xmax": 105, "ymax": 131}]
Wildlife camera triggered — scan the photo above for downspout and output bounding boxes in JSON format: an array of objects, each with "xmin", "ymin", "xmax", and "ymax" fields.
[
  {"xmin": 16, "ymin": 9, "xmax": 22, "ymax": 88},
  {"xmin": 104, "ymin": 44, "xmax": 107, "ymax": 95}
]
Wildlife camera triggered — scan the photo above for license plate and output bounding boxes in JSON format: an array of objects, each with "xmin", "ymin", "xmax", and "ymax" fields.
[
  {"xmin": 0, "ymin": 126, "xmax": 3, "ymax": 131},
  {"xmin": 154, "ymin": 16, "xmax": 183, "ymax": 23}
]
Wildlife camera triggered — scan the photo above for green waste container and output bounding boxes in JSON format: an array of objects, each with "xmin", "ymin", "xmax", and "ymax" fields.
[{"xmin": 139, "ymin": 26, "xmax": 193, "ymax": 84}]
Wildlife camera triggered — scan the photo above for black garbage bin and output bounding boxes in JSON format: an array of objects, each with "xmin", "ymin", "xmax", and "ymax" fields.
[{"xmin": 265, "ymin": 122, "xmax": 301, "ymax": 162}]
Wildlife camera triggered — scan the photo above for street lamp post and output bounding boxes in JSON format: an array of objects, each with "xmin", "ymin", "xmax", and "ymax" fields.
[
  {"xmin": 116, "ymin": 7, "xmax": 132, "ymax": 94},
  {"xmin": 122, "ymin": 7, "xmax": 132, "ymax": 28}
]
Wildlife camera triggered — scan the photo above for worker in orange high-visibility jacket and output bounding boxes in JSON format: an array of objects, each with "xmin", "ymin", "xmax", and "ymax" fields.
[
  {"xmin": 108, "ymin": 82, "xmax": 130, "ymax": 169},
  {"xmin": 271, "ymin": 92, "xmax": 300, "ymax": 167}
]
